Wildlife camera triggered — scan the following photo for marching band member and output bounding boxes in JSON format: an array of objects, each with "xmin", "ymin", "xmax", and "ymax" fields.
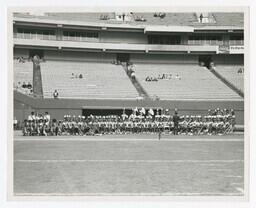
[{"xmin": 22, "ymin": 108, "xmax": 237, "ymax": 136}]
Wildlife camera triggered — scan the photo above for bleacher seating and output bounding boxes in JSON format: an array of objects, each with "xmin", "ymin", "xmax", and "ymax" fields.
[
  {"xmin": 13, "ymin": 59, "xmax": 243, "ymax": 100},
  {"xmin": 212, "ymin": 13, "xmax": 244, "ymax": 26},
  {"xmin": 14, "ymin": 12, "xmax": 243, "ymax": 27},
  {"xmin": 14, "ymin": 60, "xmax": 33, "ymax": 94},
  {"xmin": 214, "ymin": 65, "xmax": 244, "ymax": 92},
  {"xmin": 40, "ymin": 60, "xmax": 139, "ymax": 99},
  {"xmin": 14, "ymin": 60, "xmax": 33, "ymax": 83},
  {"xmin": 134, "ymin": 63, "xmax": 242, "ymax": 100}
]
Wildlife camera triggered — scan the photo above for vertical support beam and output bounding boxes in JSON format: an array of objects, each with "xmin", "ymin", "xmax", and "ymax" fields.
[{"xmin": 32, "ymin": 55, "xmax": 44, "ymax": 98}]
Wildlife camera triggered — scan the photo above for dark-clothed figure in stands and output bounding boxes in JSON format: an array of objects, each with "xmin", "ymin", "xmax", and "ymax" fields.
[{"xmin": 53, "ymin": 90, "xmax": 59, "ymax": 99}]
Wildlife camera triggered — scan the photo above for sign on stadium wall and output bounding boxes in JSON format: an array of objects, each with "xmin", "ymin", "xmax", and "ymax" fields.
[
  {"xmin": 218, "ymin": 45, "xmax": 244, "ymax": 54},
  {"xmin": 218, "ymin": 45, "xmax": 230, "ymax": 54},
  {"xmin": 229, "ymin": 45, "xmax": 244, "ymax": 54}
]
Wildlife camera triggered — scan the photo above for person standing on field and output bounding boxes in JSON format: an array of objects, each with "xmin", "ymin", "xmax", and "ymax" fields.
[{"xmin": 173, "ymin": 108, "xmax": 180, "ymax": 135}]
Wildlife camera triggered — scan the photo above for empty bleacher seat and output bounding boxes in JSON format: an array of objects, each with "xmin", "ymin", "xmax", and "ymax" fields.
[
  {"xmin": 40, "ymin": 60, "xmax": 139, "ymax": 99},
  {"xmin": 14, "ymin": 60, "xmax": 33, "ymax": 84},
  {"xmin": 14, "ymin": 60, "xmax": 33, "ymax": 94},
  {"xmin": 134, "ymin": 63, "xmax": 242, "ymax": 100},
  {"xmin": 214, "ymin": 65, "xmax": 244, "ymax": 92}
]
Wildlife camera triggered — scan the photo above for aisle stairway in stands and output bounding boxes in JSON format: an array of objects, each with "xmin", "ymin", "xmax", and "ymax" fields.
[
  {"xmin": 209, "ymin": 65, "xmax": 244, "ymax": 98},
  {"xmin": 32, "ymin": 60, "xmax": 44, "ymax": 98},
  {"xmin": 122, "ymin": 65, "xmax": 149, "ymax": 99}
]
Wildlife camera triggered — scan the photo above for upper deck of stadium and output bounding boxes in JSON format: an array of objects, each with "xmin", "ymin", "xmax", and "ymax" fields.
[
  {"xmin": 13, "ymin": 12, "xmax": 244, "ymax": 30},
  {"xmin": 13, "ymin": 12, "xmax": 244, "ymax": 55}
]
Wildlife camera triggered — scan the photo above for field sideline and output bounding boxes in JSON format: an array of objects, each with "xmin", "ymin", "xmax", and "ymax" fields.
[{"xmin": 13, "ymin": 133, "xmax": 244, "ymax": 196}]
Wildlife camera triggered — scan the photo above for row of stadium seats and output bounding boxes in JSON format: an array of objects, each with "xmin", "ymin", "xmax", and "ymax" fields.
[
  {"xmin": 40, "ymin": 60, "xmax": 139, "ymax": 99},
  {"xmin": 134, "ymin": 63, "xmax": 242, "ymax": 100},
  {"xmin": 15, "ymin": 12, "xmax": 243, "ymax": 27},
  {"xmin": 14, "ymin": 60, "xmax": 33, "ymax": 88},
  {"xmin": 17, "ymin": 12, "xmax": 197, "ymax": 25},
  {"xmin": 212, "ymin": 13, "xmax": 244, "ymax": 26},
  {"xmin": 213, "ymin": 65, "xmax": 244, "ymax": 92},
  {"xmin": 132, "ymin": 13, "xmax": 197, "ymax": 25},
  {"xmin": 13, "ymin": 60, "xmax": 243, "ymax": 100}
]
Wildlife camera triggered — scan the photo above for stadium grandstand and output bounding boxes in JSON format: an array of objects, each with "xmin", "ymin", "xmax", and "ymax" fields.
[
  {"xmin": 13, "ymin": 11, "xmax": 245, "ymax": 196},
  {"xmin": 13, "ymin": 11, "xmax": 244, "ymax": 125}
]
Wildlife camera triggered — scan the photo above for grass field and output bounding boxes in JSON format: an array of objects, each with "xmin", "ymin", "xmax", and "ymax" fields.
[{"xmin": 13, "ymin": 133, "xmax": 244, "ymax": 196}]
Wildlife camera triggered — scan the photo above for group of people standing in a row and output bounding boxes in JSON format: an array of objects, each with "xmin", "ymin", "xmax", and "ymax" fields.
[{"xmin": 22, "ymin": 108, "xmax": 236, "ymax": 136}]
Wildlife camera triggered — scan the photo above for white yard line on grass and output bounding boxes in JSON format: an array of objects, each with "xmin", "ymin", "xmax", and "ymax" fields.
[
  {"xmin": 14, "ymin": 159, "xmax": 244, "ymax": 163},
  {"xmin": 14, "ymin": 138, "xmax": 244, "ymax": 142},
  {"xmin": 226, "ymin": 175, "xmax": 243, "ymax": 178},
  {"xmin": 13, "ymin": 192, "xmax": 244, "ymax": 196}
]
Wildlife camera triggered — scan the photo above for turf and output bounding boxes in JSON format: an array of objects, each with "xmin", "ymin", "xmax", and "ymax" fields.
[{"xmin": 13, "ymin": 133, "xmax": 244, "ymax": 196}]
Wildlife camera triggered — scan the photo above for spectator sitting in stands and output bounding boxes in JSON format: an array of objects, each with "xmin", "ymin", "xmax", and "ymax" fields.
[
  {"xmin": 18, "ymin": 56, "xmax": 25, "ymax": 63},
  {"xmin": 53, "ymin": 89, "xmax": 59, "ymax": 99},
  {"xmin": 79, "ymin": 74, "xmax": 83, "ymax": 79},
  {"xmin": 22, "ymin": 82, "xmax": 27, "ymax": 88},
  {"xmin": 145, "ymin": 76, "xmax": 151, "ymax": 82},
  {"xmin": 135, "ymin": 16, "xmax": 146, "ymax": 22},
  {"xmin": 159, "ymin": 12, "xmax": 166, "ymax": 19},
  {"xmin": 209, "ymin": 62, "xmax": 215, "ymax": 70},
  {"xmin": 168, "ymin": 74, "xmax": 172, "ymax": 79},
  {"xmin": 71, "ymin": 73, "xmax": 75, "ymax": 79},
  {"xmin": 237, "ymin": 68, "xmax": 243, "ymax": 74},
  {"xmin": 199, "ymin": 13, "xmax": 203, "ymax": 23},
  {"xmin": 161, "ymin": 73, "xmax": 167, "ymax": 79},
  {"xmin": 27, "ymin": 82, "xmax": 32, "ymax": 89},
  {"xmin": 175, "ymin": 74, "xmax": 181, "ymax": 80},
  {"xmin": 13, "ymin": 117, "xmax": 18, "ymax": 129}
]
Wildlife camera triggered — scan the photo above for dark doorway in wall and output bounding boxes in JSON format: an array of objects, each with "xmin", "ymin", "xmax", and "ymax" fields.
[
  {"xmin": 29, "ymin": 49, "xmax": 44, "ymax": 59},
  {"xmin": 199, "ymin": 55, "xmax": 212, "ymax": 68},
  {"xmin": 82, "ymin": 108, "xmax": 133, "ymax": 117},
  {"xmin": 116, "ymin": 53, "xmax": 130, "ymax": 62}
]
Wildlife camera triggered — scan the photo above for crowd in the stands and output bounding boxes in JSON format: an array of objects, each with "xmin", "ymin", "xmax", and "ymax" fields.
[
  {"xmin": 71, "ymin": 73, "xmax": 83, "ymax": 79},
  {"xmin": 14, "ymin": 81, "xmax": 33, "ymax": 95},
  {"xmin": 145, "ymin": 73, "xmax": 181, "ymax": 82},
  {"xmin": 21, "ymin": 108, "xmax": 236, "ymax": 136}
]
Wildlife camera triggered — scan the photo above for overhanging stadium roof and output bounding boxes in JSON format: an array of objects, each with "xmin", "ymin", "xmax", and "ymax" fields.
[
  {"xmin": 144, "ymin": 26, "xmax": 194, "ymax": 33},
  {"xmin": 13, "ymin": 12, "xmax": 244, "ymax": 31}
]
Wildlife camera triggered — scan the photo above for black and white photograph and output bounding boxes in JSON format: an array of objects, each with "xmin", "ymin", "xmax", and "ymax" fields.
[{"xmin": 10, "ymin": 8, "xmax": 248, "ymax": 199}]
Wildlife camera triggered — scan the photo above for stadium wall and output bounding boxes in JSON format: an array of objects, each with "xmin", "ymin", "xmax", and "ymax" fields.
[
  {"xmin": 44, "ymin": 50, "xmax": 115, "ymax": 62},
  {"xmin": 212, "ymin": 54, "xmax": 244, "ymax": 65},
  {"xmin": 14, "ymin": 48, "xmax": 29, "ymax": 58},
  {"xmin": 14, "ymin": 48, "xmax": 116, "ymax": 62},
  {"xmin": 14, "ymin": 49, "xmax": 243, "ymax": 66},
  {"xmin": 130, "ymin": 54, "xmax": 199, "ymax": 64},
  {"xmin": 14, "ymin": 91, "xmax": 244, "ymax": 125}
]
